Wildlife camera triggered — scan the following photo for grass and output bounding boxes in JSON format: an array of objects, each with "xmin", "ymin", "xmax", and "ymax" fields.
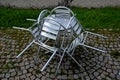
[{"xmin": 0, "ymin": 7, "xmax": 120, "ymax": 28}]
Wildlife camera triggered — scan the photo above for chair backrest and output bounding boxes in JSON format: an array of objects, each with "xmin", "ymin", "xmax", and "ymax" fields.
[
  {"xmin": 28, "ymin": 10, "xmax": 50, "ymax": 41},
  {"xmin": 50, "ymin": 6, "xmax": 75, "ymax": 18},
  {"xmin": 40, "ymin": 17, "xmax": 70, "ymax": 49},
  {"xmin": 37, "ymin": 10, "xmax": 50, "ymax": 24},
  {"xmin": 69, "ymin": 16, "xmax": 85, "ymax": 42}
]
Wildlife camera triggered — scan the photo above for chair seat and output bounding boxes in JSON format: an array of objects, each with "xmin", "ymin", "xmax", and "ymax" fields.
[{"xmin": 34, "ymin": 41, "xmax": 58, "ymax": 52}]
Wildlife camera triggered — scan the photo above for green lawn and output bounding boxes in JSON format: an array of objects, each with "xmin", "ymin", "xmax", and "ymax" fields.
[{"xmin": 0, "ymin": 7, "xmax": 120, "ymax": 29}]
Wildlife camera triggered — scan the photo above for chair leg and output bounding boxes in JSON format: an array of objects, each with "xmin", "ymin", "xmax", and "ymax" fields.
[
  {"xmin": 67, "ymin": 52, "xmax": 82, "ymax": 68},
  {"xmin": 82, "ymin": 44, "xmax": 106, "ymax": 53},
  {"xmin": 71, "ymin": 46, "xmax": 76, "ymax": 56},
  {"xmin": 85, "ymin": 31, "xmax": 107, "ymax": 38},
  {"xmin": 55, "ymin": 48, "xmax": 67, "ymax": 75},
  {"xmin": 82, "ymin": 46, "xmax": 89, "ymax": 53},
  {"xmin": 41, "ymin": 50, "xmax": 57, "ymax": 71},
  {"xmin": 35, "ymin": 46, "xmax": 41, "ymax": 64},
  {"xmin": 16, "ymin": 40, "xmax": 34, "ymax": 58}
]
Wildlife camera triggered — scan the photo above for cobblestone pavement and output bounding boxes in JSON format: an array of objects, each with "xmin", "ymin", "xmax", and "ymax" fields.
[{"xmin": 0, "ymin": 28, "xmax": 120, "ymax": 80}]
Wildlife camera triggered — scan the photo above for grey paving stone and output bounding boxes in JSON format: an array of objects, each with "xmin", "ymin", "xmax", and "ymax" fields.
[
  {"xmin": 99, "ymin": 55, "xmax": 103, "ymax": 61},
  {"xmin": 74, "ymin": 74, "xmax": 79, "ymax": 79},
  {"xmin": 89, "ymin": 74, "xmax": 94, "ymax": 79},
  {"xmin": 113, "ymin": 70, "xmax": 118, "ymax": 75},
  {"xmin": 83, "ymin": 72, "xmax": 87, "ymax": 76},
  {"xmin": 20, "ymin": 74, "xmax": 26, "ymax": 79},
  {"xmin": 41, "ymin": 76, "xmax": 46, "ymax": 80},
  {"xmin": 93, "ymin": 72, "xmax": 99, "ymax": 77},
  {"xmin": 102, "ymin": 71, "xmax": 109, "ymax": 75},
  {"xmin": 67, "ymin": 75, "xmax": 74, "ymax": 80},
  {"xmin": 5, "ymin": 73, "xmax": 10, "ymax": 78},
  {"xmin": 28, "ymin": 68, "xmax": 33, "ymax": 72},
  {"xmin": 8, "ymin": 77, "xmax": 14, "ymax": 80},
  {"xmin": 84, "ymin": 76, "xmax": 90, "ymax": 80},
  {"xmin": 46, "ymin": 73, "xmax": 50, "ymax": 77},
  {"xmin": 26, "ymin": 73, "xmax": 32, "ymax": 77},
  {"xmin": 15, "ymin": 76, "xmax": 20, "ymax": 80},
  {"xmin": 50, "ymin": 74, "xmax": 55, "ymax": 78},
  {"xmin": 0, "ymin": 74, "xmax": 4, "ymax": 78},
  {"xmin": 25, "ymin": 61, "xmax": 29, "ymax": 65},
  {"xmin": 11, "ymin": 72, "xmax": 16, "ymax": 76},
  {"xmin": 36, "ymin": 74, "xmax": 42, "ymax": 78},
  {"xmin": 17, "ymin": 71, "xmax": 22, "ymax": 76},
  {"xmin": 9, "ymin": 69, "xmax": 15, "ymax": 73},
  {"xmin": 96, "ymin": 76, "xmax": 102, "ymax": 80},
  {"xmin": 23, "ymin": 69, "xmax": 27, "ymax": 74},
  {"xmin": 25, "ymin": 77, "xmax": 31, "ymax": 80},
  {"xmin": 25, "ymin": 65, "xmax": 30, "ymax": 69},
  {"xmin": 2, "ymin": 78, "xmax": 8, "ymax": 80},
  {"xmin": 30, "ymin": 75, "xmax": 36, "ymax": 80},
  {"xmin": 61, "ymin": 75, "xmax": 67, "ymax": 79},
  {"xmin": 35, "ymin": 78, "xmax": 40, "ymax": 80},
  {"xmin": 107, "ymin": 69, "xmax": 112, "ymax": 73},
  {"xmin": 21, "ymin": 66, "xmax": 26, "ymax": 70},
  {"xmin": 106, "ymin": 77, "xmax": 112, "ymax": 80}
]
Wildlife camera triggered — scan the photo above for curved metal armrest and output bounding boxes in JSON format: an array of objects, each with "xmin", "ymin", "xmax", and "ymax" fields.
[
  {"xmin": 13, "ymin": 26, "xmax": 30, "ymax": 31},
  {"xmin": 26, "ymin": 18, "xmax": 37, "ymax": 22},
  {"xmin": 50, "ymin": 6, "xmax": 75, "ymax": 16},
  {"xmin": 37, "ymin": 10, "xmax": 50, "ymax": 24}
]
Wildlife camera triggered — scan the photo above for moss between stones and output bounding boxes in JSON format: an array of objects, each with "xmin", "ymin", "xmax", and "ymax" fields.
[{"xmin": 110, "ymin": 51, "xmax": 120, "ymax": 58}]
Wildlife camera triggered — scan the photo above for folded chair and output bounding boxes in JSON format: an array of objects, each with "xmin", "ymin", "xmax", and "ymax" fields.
[
  {"xmin": 39, "ymin": 17, "xmax": 82, "ymax": 73},
  {"xmin": 36, "ymin": 17, "xmax": 70, "ymax": 71},
  {"xmin": 55, "ymin": 14, "xmax": 107, "ymax": 75},
  {"xmin": 13, "ymin": 10, "xmax": 50, "ymax": 58},
  {"xmin": 69, "ymin": 16, "xmax": 107, "ymax": 54},
  {"xmin": 47, "ymin": 6, "xmax": 83, "ymax": 75}
]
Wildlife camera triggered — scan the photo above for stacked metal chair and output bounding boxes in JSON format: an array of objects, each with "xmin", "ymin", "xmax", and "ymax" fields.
[
  {"xmin": 68, "ymin": 16, "xmax": 107, "ymax": 55},
  {"xmin": 13, "ymin": 6, "xmax": 107, "ymax": 75},
  {"xmin": 48, "ymin": 6, "xmax": 83, "ymax": 75},
  {"xmin": 49, "ymin": 6, "xmax": 107, "ymax": 75},
  {"xmin": 13, "ymin": 8, "xmax": 73, "ymax": 72},
  {"xmin": 13, "ymin": 9, "xmax": 50, "ymax": 58}
]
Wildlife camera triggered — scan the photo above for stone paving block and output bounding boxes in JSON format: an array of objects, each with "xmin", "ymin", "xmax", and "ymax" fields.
[
  {"xmin": 28, "ymin": 68, "xmax": 33, "ymax": 72},
  {"xmin": 20, "ymin": 74, "xmax": 26, "ymax": 79},
  {"xmin": 8, "ymin": 77, "xmax": 14, "ymax": 80},
  {"xmin": 0, "ymin": 74, "xmax": 5, "ymax": 78},
  {"xmin": 1, "ymin": 79, "xmax": 7, "ymax": 80},
  {"xmin": 96, "ymin": 76, "xmax": 102, "ymax": 80},
  {"xmin": 113, "ymin": 70, "xmax": 118, "ymax": 75},
  {"xmin": 74, "ymin": 74, "xmax": 79, "ymax": 79},
  {"xmin": 93, "ymin": 72, "xmax": 99, "ymax": 77},
  {"xmin": 5, "ymin": 73, "xmax": 10, "ymax": 78},
  {"xmin": 25, "ymin": 73, "xmax": 31, "ymax": 77},
  {"xmin": 41, "ymin": 76, "xmax": 46, "ymax": 80},
  {"xmin": 35, "ymin": 78, "xmax": 40, "ymax": 80},
  {"xmin": 17, "ymin": 71, "xmax": 22, "ymax": 76},
  {"xmin": 30, "ymin": 75, "xmax": 36, "ymax": 80},
  {"xmin": 89, "ymin": 74, "xmax": 94, "ymax": 79},
  {"xmin": 14, "ymin": 76, "xmax": 20, "ymax": 80},
  {"xmin": 10, "ymin": 72, "xmax": 16, "ymax": 77},
  {"xmin": 84, "ymin": 76, "xmax": 90, "ymax": 80},
  {"xmin": 106, "ymin": 77, "xmax": 112, "ymax": 80},
  {"xmin": 25, "ymin": 77, "xmax": 31, "ymax": 80}
]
